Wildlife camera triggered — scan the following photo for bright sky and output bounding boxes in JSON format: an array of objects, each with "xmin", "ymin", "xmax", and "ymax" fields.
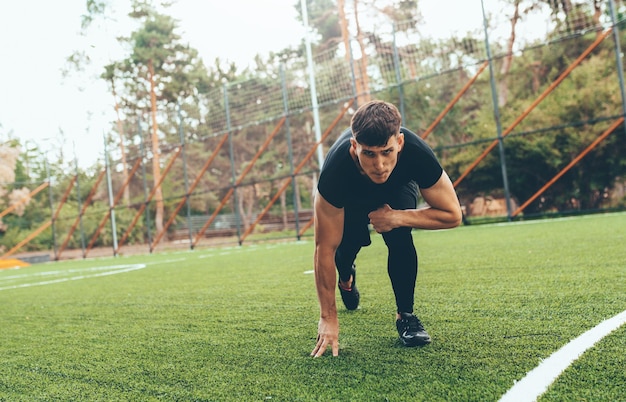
[
  {"xmin": 0, "ymin": 0, "xmax": 530, "ymax": 169},
  {"xmin": 0, "ymin": 0, "xmax": 308, "ymax": 168}
]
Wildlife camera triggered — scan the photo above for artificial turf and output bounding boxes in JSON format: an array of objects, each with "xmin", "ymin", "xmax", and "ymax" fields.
[{"xmin": 1, "ymin": 212, "xmax": 624, "ymax": 401}]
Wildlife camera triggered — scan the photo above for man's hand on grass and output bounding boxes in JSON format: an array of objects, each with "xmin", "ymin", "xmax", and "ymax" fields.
[{"xmin": 311, "ymin": 316, "xmax": 339, "ymax": 357}]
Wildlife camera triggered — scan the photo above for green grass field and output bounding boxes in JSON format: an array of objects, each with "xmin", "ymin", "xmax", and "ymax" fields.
[{"xmin": 1, "ymin": 213, "xmax": 625, "ymax": 401}]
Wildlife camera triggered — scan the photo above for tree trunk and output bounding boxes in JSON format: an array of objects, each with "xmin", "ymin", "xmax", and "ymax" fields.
[
  {"xmin": 353, "ymin": 0, "xmax": 370, "ymax": 105},
  {"xmin": 498, "ymin": 0, "xmax": 520, "ymax": 107},
  {"xmin": 592, "ymin": 0, "xmax": 602, "ymax": 39},
  {"xmin": 280, "ymin": 190, "xmax": 287, "ymax": 230},
  {"xmin": 338, "ymin": 0, "xmax": 363, "ymax": 101},
  {"xmin": 560, "ymin": 0, "xmax": 574, "ymax": 34},
  {"xmin": 148, "ymin": 59, "xmax": 164, "ymax": 238},
  {"xmin": 110, "ymin": 79, "xmax": 131, "ymax": 207},
  {"xmin": 530, "ymin": 61, "xmax": 542, "ymax": 93},
  {"xmin": 237, "ymin": 188, "xmax": 249, "ymax": 230}
]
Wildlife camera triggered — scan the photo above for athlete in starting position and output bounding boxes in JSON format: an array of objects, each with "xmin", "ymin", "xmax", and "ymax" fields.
[{"xmin": 311, "ymin": 100, "xmax": 462, "ymax": 357}]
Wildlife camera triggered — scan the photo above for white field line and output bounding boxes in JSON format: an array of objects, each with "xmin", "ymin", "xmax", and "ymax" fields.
[
  {"xmin": 0, "ymin": 257, "xmax": 196, "ymax": 291},
  {"xmin": 144, "ymin": 258, "xmax": 187, "ymax": 266},
  {"xmin": 0, "ymin": 265, "xmax": 137, "ymax": 281},
  {"xmin": 499, "ymin": 309, "xmax": 626, "ymax": 402},
  {"xmin": 0, "ymin": 264, "xmax": 146, "ymax": 291},
  {"xmin": 198, "ymin": 240, "xmax": 312, "ymax": 259}
]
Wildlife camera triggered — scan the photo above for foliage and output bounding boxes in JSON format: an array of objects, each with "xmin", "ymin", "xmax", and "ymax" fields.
[
  {"xmin": 3, "ymin": 0, "xmax": 626, "ymax": 252},
  {"xmin": 449, "ymin": 28, "xmax": 626, "ymax": 213}
]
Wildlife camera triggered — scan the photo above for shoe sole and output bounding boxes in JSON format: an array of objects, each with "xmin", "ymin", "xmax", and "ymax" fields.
[
  {"xmin": 339, "ymin": 288, "xmax": 359, "ymax": 310},
  {"xmin": 399, "ymin": 337, "xmax": 431, "ymax": 347}
]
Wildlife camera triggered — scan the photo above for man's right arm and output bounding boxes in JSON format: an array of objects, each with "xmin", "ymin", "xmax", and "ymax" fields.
[{"xmin": 311, "ymin": 191, "xmax": 344, "ymax": 358}]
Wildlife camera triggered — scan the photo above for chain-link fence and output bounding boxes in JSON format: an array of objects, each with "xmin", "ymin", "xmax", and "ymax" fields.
[{"xmin": 3, "ymin": 0, "xmax": 626, "ymax": 260}]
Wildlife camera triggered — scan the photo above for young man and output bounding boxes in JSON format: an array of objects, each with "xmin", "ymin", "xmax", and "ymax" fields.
[{"xmin": 311, "ymin": 100, "xmax": 462, "ymax": 358}]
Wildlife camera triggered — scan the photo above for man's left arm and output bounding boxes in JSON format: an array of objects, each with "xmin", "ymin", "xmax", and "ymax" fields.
[{"xmin": 368, "ymin": 171, "xmax": 462, "ymax": 233}]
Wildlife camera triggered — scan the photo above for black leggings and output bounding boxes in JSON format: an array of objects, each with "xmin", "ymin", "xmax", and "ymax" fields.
[{"xmin": 335, "ymin": 182, "xmax": 418, "ymax": 313}]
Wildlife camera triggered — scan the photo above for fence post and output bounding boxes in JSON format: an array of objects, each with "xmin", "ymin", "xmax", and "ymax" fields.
[
  {"xmin": 74, "ymin": 154, "xmax": 87, "ymax": 258},
  {"xmin": 480, "ymin": 0, "xmax": 513, "ymax": 221},
  {"xmin": 224, "ymin": 83, "xmax": 242, "ymax": 245},
  {"xmin": 280, "ymin": 63, "xmax": 301, "ymax": 240},
  {"xmin": 392, "ymin": 22, "xmax": 406, "ymax": 121},
  {"xmin": 45, "ymin": 159, "xmax": 59, "ymax": 260},
  {"xmin": 301, "ymin": 0, "xmax": 324, "ymax": 169},
  {"xmin": 138, "ymin": 119, "xmax": 153, "ymax": 247},
  {"xmin": 104, "ymin": 135, "xmax": 119, "ymax": 257},
  {"xmin": 177, "ymin": 100, "xmax": 194, "ymax": 248},
  {"xmin": 347, "ymin": 37, "xmax": 359, "ymax": 108},
  {"xmin": 608, "ymin": 0, "xmax": 626, "ymax": 137}
]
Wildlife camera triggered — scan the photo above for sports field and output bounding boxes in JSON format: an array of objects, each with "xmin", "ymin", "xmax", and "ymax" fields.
[{"xmin": 1, "ymin": 212, "xmax": 625, "ymax": 401}]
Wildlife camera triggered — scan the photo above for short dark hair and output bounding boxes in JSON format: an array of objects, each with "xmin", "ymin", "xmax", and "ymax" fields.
[{"xmin": 350, "ymin": 100, "xmax": 402, "ymax": 147}]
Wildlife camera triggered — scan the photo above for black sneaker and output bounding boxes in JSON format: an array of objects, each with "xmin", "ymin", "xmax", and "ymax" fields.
[
  {"xmin": 396, "ymin": 312, "xmax": 431, "ymax": 346},
  {"xmin": 338, "ymin": 265, "xmax": 359, "ymax": 310}
]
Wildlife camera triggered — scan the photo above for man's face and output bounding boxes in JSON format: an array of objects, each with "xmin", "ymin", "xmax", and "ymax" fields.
[{"xmin": 350, "ymin": 133, "xmax": 404, "ymax": 184}]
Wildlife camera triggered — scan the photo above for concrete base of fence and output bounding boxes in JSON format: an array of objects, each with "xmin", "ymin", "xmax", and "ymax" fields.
[{"xmin": 13, "ymin": 254, "xmax": 50, "ymax": 265}]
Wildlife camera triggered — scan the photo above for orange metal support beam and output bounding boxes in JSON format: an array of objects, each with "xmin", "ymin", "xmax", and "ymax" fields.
[
  {"xmin": 235, "ymin": 118, "xmax": 286, "ymax": 185},
  {"xmin": 52, "ymin": 176, "xmax": 77, "ymax": 221},
  {"xmin": 422, "ymin": 61, "xmax": 489, "ymax": 140},
  {"xmin": 192, "ymin": 117, "xmax": 286, "ymax": 248},
  {"xmin": 1, "ymin": 221, "xmax": 52, "ymax": 259},
  {"xmin": 1, "ymin": 176, "xmax": 76, "ymax": 259},
  {"xmin": 56, "ymin": 169, "xmax": 106, "ymax": 258},
  {"xmin": 293, "ymin": 100, "xmax": 354, "ymax": 174},
  {"xmin": 111, "ymin": 147, "xmax": 183, "ymax": 255},
  {"xmin": 453, "ymin": 28, "xmax": 613, "ymax": 188},
  {"xmin": 151, "ymin": 133, "xmax": 229, "ymax": 250},
  {"xmin": 50, "ymin": 176, "xmax": 77, "ymax": 260},
  {"xmin": 0, "ymin": 181, "xmax": 49, "ymax": 220},
  {"xmin": 298, "ymin": 216, "xmax": 314, "ymax": 237},
  {"xmin": 239, "ymin": 100, "xmax": 354, "ymax": 243},
  {"xmin": 62, "ymin": 158, "xmax": 142, "ymax": 259},
  {"xmin": 512, "ymin": 117, "xmax": 623, "ymax": 217},
  {"xmin": 192, "ymin": 187, "xmax": 235, "ymax": 246},
  {"xmin": 112, "ymin": 157, "xmax": 143, "ymax": 207}
]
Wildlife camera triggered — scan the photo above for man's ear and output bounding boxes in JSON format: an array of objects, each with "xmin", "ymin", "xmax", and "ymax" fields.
[
  {"xmin": 397, "ymin": 133, "xmax": 404, "ymax": 150},
  {"xmin": 350, "ymin": 137, "xmax": 357, "ymax": 150}
]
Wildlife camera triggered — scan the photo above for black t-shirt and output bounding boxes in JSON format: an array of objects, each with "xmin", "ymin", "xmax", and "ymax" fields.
[{"xmin": 317, "ymin": 127, "xmax": 443, "ymax": 211}]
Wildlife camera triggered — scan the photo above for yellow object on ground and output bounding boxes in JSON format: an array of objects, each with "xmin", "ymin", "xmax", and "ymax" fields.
[{"xmin": 0, "ymin": 258, "xmax": 30, "ymax": 270}]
